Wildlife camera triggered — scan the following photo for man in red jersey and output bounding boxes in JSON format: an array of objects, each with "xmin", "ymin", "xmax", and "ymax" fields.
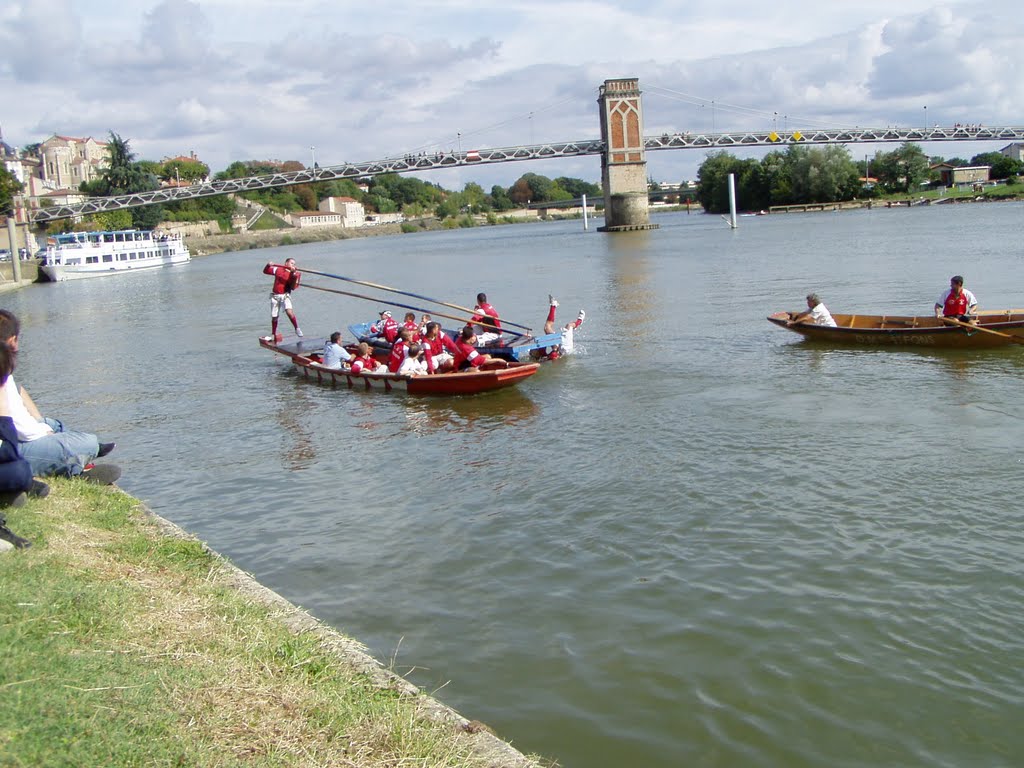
[
  {"xmin": 370, "ymin": 310, "xmax": 399, "ymax": 344},
  {"xmin": 470, "ymin": 292, "xmax": 502, "ymax": 344},
  {"xmin": 935, "ymin": 275, "xmax": 978, "ymax": 322},
  {"xmin": 452, "ymin": 326, "xmax": 503, "ymax": 370},
  {"xmin": 262, "ymin": 258, "xmax": 301, "ymax": 341},
  {"xmin": 421, "ymin": 321, "xmax": 460, "ymax": 373},
  {"xmin": 387, "ymin": 329, "xmax": 415, "ymax": 373}
]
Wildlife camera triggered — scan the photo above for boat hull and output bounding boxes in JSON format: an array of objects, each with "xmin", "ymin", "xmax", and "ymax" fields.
[
  {"xmin": 767, "ymin": 310, "xmax": 1024, "ymax": 349},
  {"xmin": 260, "ymin": 336, "xmax": 540, "ymax": 396}
]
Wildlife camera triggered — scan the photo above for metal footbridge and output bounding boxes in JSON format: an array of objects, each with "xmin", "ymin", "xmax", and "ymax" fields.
[{"xmin": 29, "ymin": 124, "xmax": 1024, "ymax": 223}]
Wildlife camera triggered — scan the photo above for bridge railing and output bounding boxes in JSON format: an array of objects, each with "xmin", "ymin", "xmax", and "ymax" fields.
[{"xmin": 28, "ymin": 126, "xmax": 1024, "ymax": 223}]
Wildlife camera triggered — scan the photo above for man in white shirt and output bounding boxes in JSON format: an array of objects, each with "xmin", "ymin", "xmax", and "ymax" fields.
[
  {"xmin": 0, "ymin": 310, "xmax": 118, "ymax": 482},
  {"xmin": 787, "ymin": 293, "xmax": 837, "ymax": 328}
]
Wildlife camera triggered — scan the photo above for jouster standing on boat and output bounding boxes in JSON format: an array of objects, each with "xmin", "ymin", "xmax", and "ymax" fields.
[{"xmin": 263, "ymin": 259, "xmax": 302, "ymax": 342}]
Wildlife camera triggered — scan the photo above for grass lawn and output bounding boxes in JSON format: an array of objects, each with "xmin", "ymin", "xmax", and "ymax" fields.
[{"xmin": 0, "ymin": 481, "xmax": 544, "ymax": 768}]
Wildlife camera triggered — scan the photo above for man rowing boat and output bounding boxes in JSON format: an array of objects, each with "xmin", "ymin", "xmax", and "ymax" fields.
[{"xmin": 935, "ymin": 275, "xmax": 977, "ymax": 322}]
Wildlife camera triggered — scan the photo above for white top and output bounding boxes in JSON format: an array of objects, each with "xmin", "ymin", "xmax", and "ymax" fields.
[
  {"xmin": 397, "ymin": 356, "xmax": 428, "ymax": 375},
  {"xmin": 3, "ymin": 374, "xmax": 53, "ymax": 441},
  {"xmin": 809, "ymin": 303, "xmax": 837, "ymax": 327},
  {"xmin": 321, "ymin": 342, "xmax": 351, "ymax": 369}
]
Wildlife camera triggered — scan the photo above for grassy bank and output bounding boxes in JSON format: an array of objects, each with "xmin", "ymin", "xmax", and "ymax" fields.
[{"xmin": 0, "ymin": 481, "xmax": 544, "ymax": 767}]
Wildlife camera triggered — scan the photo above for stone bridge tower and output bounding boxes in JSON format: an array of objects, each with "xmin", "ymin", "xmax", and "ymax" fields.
[{"xmin": 597, "ymin": 78, "xmax": 657, "ymax": 231}]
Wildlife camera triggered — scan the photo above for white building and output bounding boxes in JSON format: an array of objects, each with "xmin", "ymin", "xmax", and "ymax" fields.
[
  {"xmin": 318, "ymin": 196, "xmax": 365, "ymax": 227},
  {"xmin": 288, "ymin": 211, "xmax": 343, "ymax": 228}
]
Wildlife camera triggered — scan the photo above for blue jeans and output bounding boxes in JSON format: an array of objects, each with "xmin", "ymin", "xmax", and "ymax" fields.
[{"xmin": 18, "ymin": 417, "xmax": 100, "ymax": 478}]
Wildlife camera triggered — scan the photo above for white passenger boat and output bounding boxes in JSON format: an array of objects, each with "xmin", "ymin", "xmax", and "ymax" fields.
[{"xmin": 39, "ymin": 229, "xmax": 191, "ymax": 282}]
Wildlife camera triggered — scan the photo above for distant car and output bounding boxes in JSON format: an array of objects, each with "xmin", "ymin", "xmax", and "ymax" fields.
[{"xmin": 0, "ymin": 249, "xmax": 10, "ymax": 262}]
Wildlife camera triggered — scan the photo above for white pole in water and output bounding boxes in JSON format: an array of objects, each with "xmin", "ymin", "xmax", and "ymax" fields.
[
  {"xmin": 582, "ymin": 193, "xmax": 589, "ymax": 230},
  {"xmin": 727, "ymin": 173, "xmax": 738, "ymax": 229}
]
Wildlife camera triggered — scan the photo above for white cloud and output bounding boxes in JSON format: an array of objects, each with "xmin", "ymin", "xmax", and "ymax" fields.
[{"xmin": 2, "ymin": 0, "xmax": 1022, "ymax": 186}]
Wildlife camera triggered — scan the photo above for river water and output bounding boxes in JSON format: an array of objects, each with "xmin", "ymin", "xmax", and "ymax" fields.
[{"xmin": 8, "ymin": 202, "xmax": 1024, "ymax": 767}]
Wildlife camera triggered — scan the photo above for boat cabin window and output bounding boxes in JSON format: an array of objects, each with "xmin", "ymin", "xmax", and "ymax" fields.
[
  {"xmin": 102, "ymin": 254, "xmax": 113, "ymax": 263},
  {"xmin": 119, "ymin": 254, "xmax": 128, "ymax": 261},
  {"xmin": 85, "ymin": 256, "xmax": 98, "ymax": 264}
]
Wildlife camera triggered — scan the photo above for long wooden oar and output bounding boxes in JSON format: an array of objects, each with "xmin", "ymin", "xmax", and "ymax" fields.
[
  {"xmin": 297, "ymin": 267, "xmax": 534, "ymax": 332},
  {"xmin": 302, "ymin": 282, "xmax": 529, "ymax": 337},
  {"xmin": 941, "ymin": 316, "xmax": 1024, "ymax": 345}
]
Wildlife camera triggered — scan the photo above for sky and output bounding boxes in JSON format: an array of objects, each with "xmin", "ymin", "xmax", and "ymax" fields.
[{"xmin": 2, "ymin": 0, "xmax": 1022, "ymax": 190}]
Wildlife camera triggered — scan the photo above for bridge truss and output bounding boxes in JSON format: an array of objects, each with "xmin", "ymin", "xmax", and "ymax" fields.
[{"xmin": 29, "ymin": 126, "xmax": 1024, "ymax": 224}]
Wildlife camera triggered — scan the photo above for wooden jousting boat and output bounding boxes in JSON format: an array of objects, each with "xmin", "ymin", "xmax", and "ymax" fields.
[
  {"xmin": 767, "ymin": 310, "xmax": 1024, "ymax": 349},
  {"xmin": 259, "ymin": 336, "xmax": 540, "ymax": 396}
]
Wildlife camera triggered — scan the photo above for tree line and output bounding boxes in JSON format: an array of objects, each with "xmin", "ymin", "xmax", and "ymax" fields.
[
  {"xmin": 1, "ymin": 131, "xmax": 604, "ymax": 233},
  {"xmin": 695, "ymin": 143, "xmax": 1023, "ymax": 213}
]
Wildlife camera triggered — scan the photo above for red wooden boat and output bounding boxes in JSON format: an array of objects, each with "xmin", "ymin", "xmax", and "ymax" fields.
[{"xmin": 260, "ymin": 335, "xmax": 540, "ymax": 396}]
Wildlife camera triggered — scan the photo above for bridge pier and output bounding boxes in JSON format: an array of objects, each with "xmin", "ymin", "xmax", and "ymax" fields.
[{"xmin": 597, "ymin": 78, "xmax": 658, "ymax": 232}]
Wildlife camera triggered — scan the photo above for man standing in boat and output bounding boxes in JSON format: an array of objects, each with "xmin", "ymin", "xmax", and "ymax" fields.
[
  {"xmin": 263, "ymin": 258, "xmax": 302, "ymax": 342},
  {"xmin": 787, "ymin": 293, "xmax": 837, "ymax": 327},
  {"xmin": 935, "ymin": 275, "xmax": 978, "ymax": 322}
]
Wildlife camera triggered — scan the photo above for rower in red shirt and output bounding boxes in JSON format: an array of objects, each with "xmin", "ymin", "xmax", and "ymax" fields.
[
  {"xmin": 400, "ymin": 312, "xmax": 421, "ymax": 340},
  {"xmin": 470, "ymin": 292, "xmax": 502, "ymax": 344},
  {"xmin": 421, "ymin": 321, "xmax": 460, "ymax": 373},
  {"xmin": 452, "ymin": 326, "xmax": 503, "ymax": 370},
  {"xmin": 370, "ymin": 310, "xmax": 399, "ymax": 344},
  {"xmin": 387, "ymin": 329, "xmax": 415, "ymax": 373},
  {"xmin": 349, "ymin": 343, "xmax": 381, "ymax": 374}
]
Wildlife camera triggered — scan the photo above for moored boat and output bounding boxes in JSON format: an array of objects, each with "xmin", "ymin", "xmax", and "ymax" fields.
[
  {"xmin": 767, "ymin": 309, "xmax": 1024, "ymax": 349},
  {"xmin": 39, "ymin": 229, "xmax": 191, "ymax": 282}
]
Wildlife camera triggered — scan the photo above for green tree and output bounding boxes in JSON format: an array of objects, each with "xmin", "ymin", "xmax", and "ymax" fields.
[
  {"xmin": 162, "ymin": 158, "xmax": 210, "ymax": 183},
  {"xmin": 489, "ymin": 185, "xmax": 515, "ymax": 211},
  {"xmin": 695, "ymin": 152, "xmax": 761, "ymax": 213},
  {"xmin": 969, "ymin": 151, "xmax": 1022, "ymax": 180},
  {"xmin": 0, "ymin": 165, "xmax": 23, "ymax": 215},
  {"xmin": 554, "ymin": 177, "xmax": 602, "ymax": 199},
  {"xmin": 874, "ymin": 142, "xmax": 929, "ymax": 193},
  {"xmin": 81, "ymin": 132, "xmax": 164, "ymax": 228}
]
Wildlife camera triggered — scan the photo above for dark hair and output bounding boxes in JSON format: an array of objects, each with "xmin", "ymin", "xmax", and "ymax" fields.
[
  {"xmin": 407, "ymin": 343, "xmax": 421, "ymax": 357},
  {"xmin": 951, "ymin": 275, "xmax": 964, "ymax": 285},
  {"xmin": 330, "ymin": 331, "xmax": 342, "ymax": 344},
  {"xmin": 0, "ymin": 309, "xmax": 19, "ymax": 341},
  {"xmin": 0, "ymin": 341, "xmax": 14, "ymax": 385},
  {"xmin": 424, "ymin": 321, "xmax": 440, "ymax": 336},
  {"xmin": 460, "ymin": 326, "xmax": 476, "ymax": 342},
  {"xmin": 476, "ymin": 292, "xmax": 487, "ymax": 304}
]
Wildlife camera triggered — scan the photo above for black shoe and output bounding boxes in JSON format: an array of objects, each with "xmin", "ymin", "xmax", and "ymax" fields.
[
  {"xmin": 29, "ymin": 479, "xmax": 50, "ymax": 498},
  {"xmin": 0, "ymin": 491, "xmax": 27, "ymax": 509},
  {"xmin": 0, "ymin": 523, "xmax": 31, "ymax": 549},
  {"xmin": 97, "ymin": 442, "xmax": 116, "ymax": 458},
  {"xmin": 81, "ymin": 464, "xmax": 121, "ymax": 485}
]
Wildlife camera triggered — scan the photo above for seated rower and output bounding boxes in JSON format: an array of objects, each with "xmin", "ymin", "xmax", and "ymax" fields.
[
  {"xmin": 321, "ymin": 331, "xmax": 352, "ymax": 369},
  {"xmin": 369, "ymin": 310, "xmax": 399, "ymax": 344},
  {"xmin": 349, "ymin": 342, "xmax": 385, "ymax": 374},
  {"xmin": 421, "ymin": 322, "xmax": 458, "ymax": 374},
  {"xmin": 397, "ymin": 343, "xmax": 428, "ymax": 375},
  {"xmin": 400, "ymin": 312, "xmax": 420, "ymax": 338},
  {"xmin": 470, "ymin": 292, "xmax": 503, "ymax": 345},
  {"xmin": 787, "ymin": 293, "xmax": 837, "ymax": 327},
  {"xmin": 453, "ymin": 326, "xmax": 505, "ymax": 370},
  {"xmin": 387, "ymin": 329, "xmax": 415, "ymax": 373}
]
